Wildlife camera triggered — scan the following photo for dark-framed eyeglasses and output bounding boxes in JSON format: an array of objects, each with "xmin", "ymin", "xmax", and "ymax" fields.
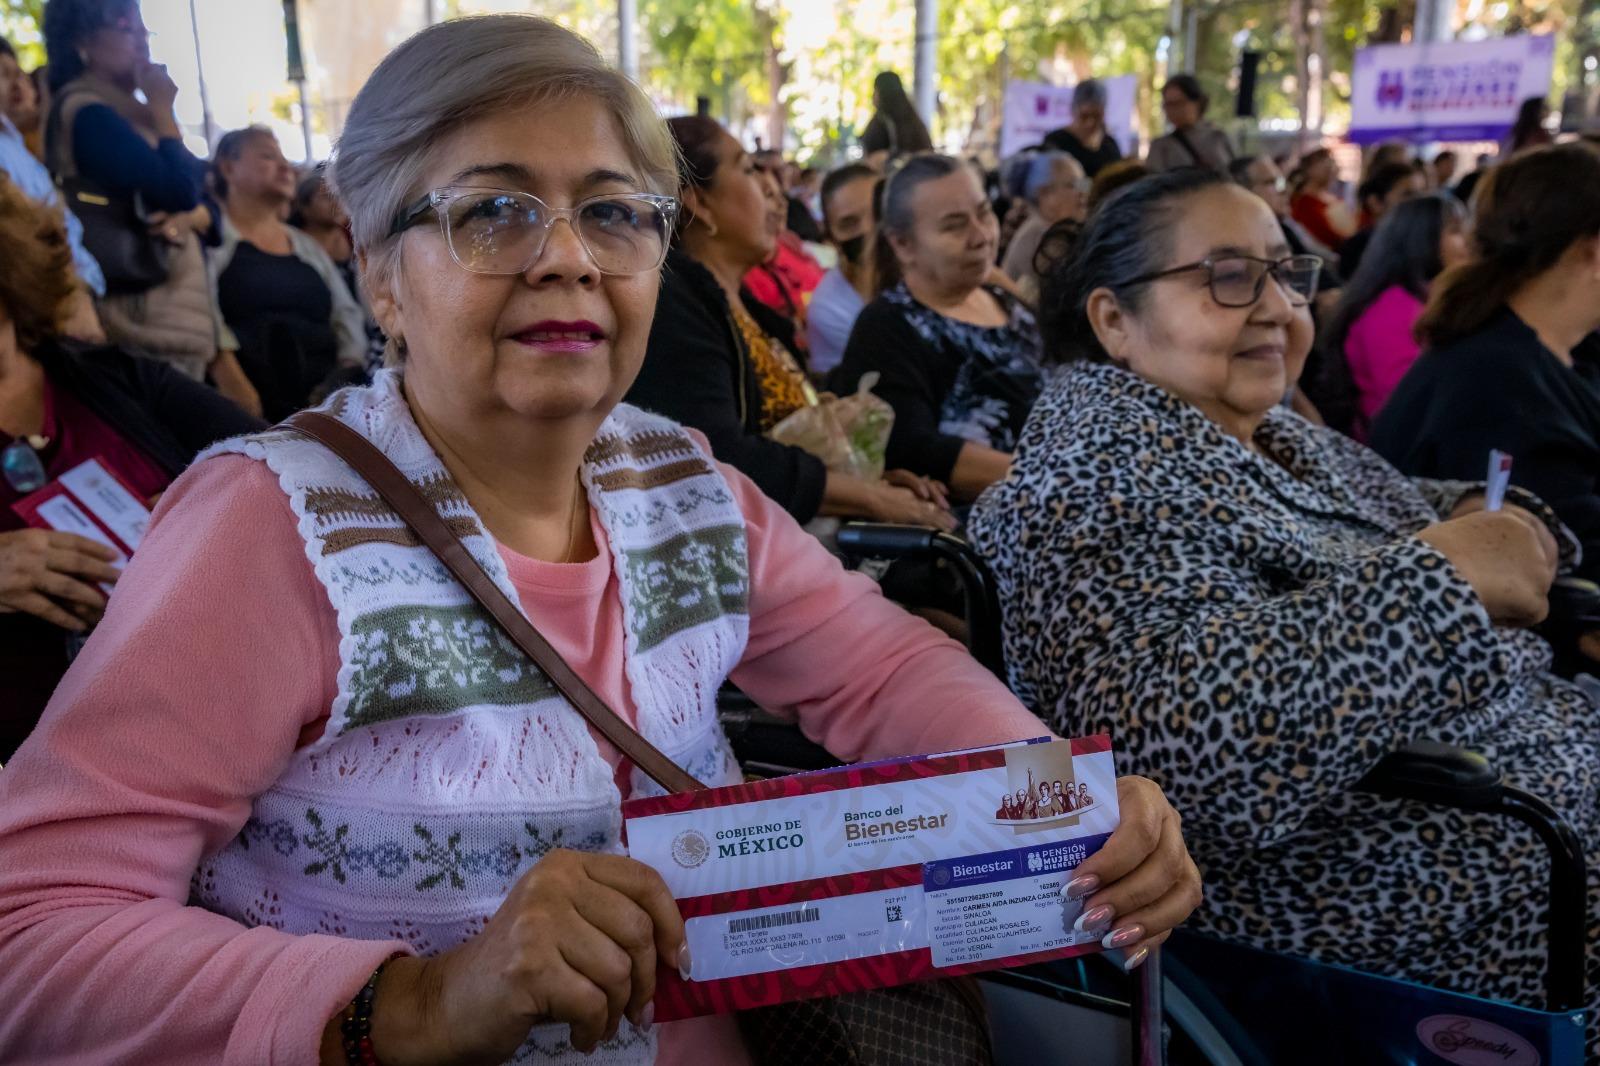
[
  {"xmin": 1119, "ymin": 253, "xmax": 1322, "ymax": 308},
  {"xmin": 388, "ymin": 187, "xmax": 680, "ymax": 277}
]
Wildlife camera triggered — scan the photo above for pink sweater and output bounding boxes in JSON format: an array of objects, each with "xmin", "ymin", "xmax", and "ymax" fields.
[
  {"xmin": 0, "ymin": 444, "xmax": 1046, "ymax": 1065},
  {"xmin": 1343, "ymin": 285, "xmax": 1424, "ymax": 440}
]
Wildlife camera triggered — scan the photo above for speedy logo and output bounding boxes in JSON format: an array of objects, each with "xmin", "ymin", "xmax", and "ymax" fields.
[{"xmin": 1415, "ymin": 1015, "xmax": 1540, "ymax": 1065}]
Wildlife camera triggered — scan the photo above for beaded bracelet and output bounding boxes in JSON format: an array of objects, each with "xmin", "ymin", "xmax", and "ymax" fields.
[{"xmin": 340, "ymin": 963, "xmax": 387, "ymax": 1066}]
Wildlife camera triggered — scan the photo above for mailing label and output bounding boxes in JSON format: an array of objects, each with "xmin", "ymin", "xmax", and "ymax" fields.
[
  {"xmin": 924, "ymin": 838, "xmax": 1107, "ymax": 968},
  {"xmin": 686, "ymin": 885, "xmax": 928, "ymax": 982}
]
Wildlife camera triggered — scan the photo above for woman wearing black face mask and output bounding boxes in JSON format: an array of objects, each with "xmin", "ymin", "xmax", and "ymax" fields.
[{"xmin": 807, "ymin": 164, "xmax": 878, "ymax": 374}]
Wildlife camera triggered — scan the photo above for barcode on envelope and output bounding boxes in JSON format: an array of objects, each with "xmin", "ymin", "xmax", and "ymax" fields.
[{"xmin": 727, "ymin": 907, "xmax": 821, "ymax": 935}]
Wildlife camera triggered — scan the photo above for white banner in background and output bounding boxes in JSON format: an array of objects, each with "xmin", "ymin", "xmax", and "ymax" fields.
[
  {"xmin": 1348, "ymin": 34, "xmax": 1555, "ymax": 145},
  {"xmin": 1000, "ymin": 75, "xmax": 1139, "ymax": 160}
]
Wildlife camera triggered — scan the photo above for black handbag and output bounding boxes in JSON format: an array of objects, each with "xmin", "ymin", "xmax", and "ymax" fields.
[
  {"xmin": 47, "ymin": 91, "xmax": 170, "ymax": 295},
  {"xmin": 285, "ymin": 410, "xmax": 996, "ymax": 1066}
]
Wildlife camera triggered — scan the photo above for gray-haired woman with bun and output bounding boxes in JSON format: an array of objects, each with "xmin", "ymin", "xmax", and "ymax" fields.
[{"xmin": 0, "ymin": 15, "xmax": 1200, "ymax": 1066}]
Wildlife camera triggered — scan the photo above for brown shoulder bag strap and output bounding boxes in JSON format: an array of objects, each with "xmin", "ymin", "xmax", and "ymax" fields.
[{"xmin": 286, "ymin": 410, "xmax": 706, "ymax": 795}]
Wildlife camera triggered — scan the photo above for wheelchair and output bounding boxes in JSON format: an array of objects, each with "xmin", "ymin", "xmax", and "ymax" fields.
[{"xmin": 719, "ymin": 523, "xmax": 1589, "ymax": 1066}]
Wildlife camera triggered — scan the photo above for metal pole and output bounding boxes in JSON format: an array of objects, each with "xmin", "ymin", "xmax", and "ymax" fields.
[
  {"xmin": 1183, "ymin": 7, "xmax": 1199, "ymax": 74},
  {"xmin": 913, "ymin": 0, "xmax": 937, "ymax": 130},
  {"xmin": 297, "ymin": 79, "xmax": 314, "ymax": 162},
  {"xmin": 1165, "ymin": 0, "xmax": 1184, "ymax": 76},
  {"xmin": 423, "ymin": 0, "xmax": 437, "ymax": 27},
  {"xmin": 618, "ymin": 0, "xmax": 638, "ymax": 80},
  {"xmin": 1413, "ymin": 0, "xmax": 1451, "ymax": 44},
  {"xmin": 187, "ymin": 0, "xmax": 215, "ymax": 150},
  {"xmin": 282, "ymin": 0, "xmax": 313, "ymax": 162}
]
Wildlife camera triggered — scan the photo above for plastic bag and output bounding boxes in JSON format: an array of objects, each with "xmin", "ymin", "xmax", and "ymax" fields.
[{"xmin": 769, "ymin": 372, "xmax": 895, "ymax": 481}]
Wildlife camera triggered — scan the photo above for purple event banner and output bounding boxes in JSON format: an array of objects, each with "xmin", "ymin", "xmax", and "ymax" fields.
[{"xmin": 1348, "ymin": 34, "xmax": 1555, "ymax": 145}]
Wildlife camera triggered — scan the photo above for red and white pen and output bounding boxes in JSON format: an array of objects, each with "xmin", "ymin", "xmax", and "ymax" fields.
[{"xmin": 1485, "ymin": 449, "xmax": 1514, "ymax": 512}]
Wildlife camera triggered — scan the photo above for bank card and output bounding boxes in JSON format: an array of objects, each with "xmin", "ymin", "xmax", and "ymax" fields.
[{"xmin": 623, "ymin": 735, "xmax": 1118, "ymax": 1020}]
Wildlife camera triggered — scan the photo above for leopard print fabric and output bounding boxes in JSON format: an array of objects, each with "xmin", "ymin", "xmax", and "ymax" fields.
[{"xmin": 969, "ymin": 360, "xmax": 1600, "ymax": 1049}]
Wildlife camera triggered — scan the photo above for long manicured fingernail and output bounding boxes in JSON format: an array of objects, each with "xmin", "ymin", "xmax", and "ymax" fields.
[
  {"xmin": 677, "ymin": 942, "xmax": 693, "ymax": 981},
  {"xmin": 640, "ymin": 1002, "xmax": 655, "ymax": 1033},
  {"xmin": 1118, "ymin": 945, "xmax": 1151, "ymax": 972},
  {"xmin": 1063, "ymin": 874, "xmax": 1100, "ymax": 900},
  {"xmin": 1073, "ymin": 904, "xmax": 1114, "ymax": 934},
  {"xmin": 1103, "ymin": 924, "xmax": 1145, "ymax": 950}
]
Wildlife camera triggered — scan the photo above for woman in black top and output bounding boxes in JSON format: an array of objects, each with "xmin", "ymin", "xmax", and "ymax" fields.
[
  {"xmin": 1372, "ymin": 144, "xmax": 1600, "ymax": 582},
  {"xmin": 1042, "ymin": 79, "xmax": 1123, "ymax": 178},
  {"xmin": 628, "ymin": 115, "xmax": 952, "ymax": 528},
  {"xmin": 211, "ymin": 128, "xmax": 367, "ymax": 421},
  {"xmin": 858, "ymin": 71, "xmax": 933, "ymax": 167},
  {"xmin": 831, "ymin": 154, "xmax": 1043, "ymax": 502}
]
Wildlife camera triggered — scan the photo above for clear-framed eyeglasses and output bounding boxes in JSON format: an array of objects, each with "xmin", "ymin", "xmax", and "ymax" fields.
[
  {"xmin": 388, "ymin": 187, "xmax": 680, "ymax": 277},
  {"xmin": 1120, "ymin": 254, "xmax": 1323, "ymax": 308}
]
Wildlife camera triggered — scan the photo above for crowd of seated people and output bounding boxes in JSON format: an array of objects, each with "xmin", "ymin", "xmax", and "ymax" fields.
[{"xmin": 4, "ymin": 2, "xmax": 1600, "ymax": 1062}]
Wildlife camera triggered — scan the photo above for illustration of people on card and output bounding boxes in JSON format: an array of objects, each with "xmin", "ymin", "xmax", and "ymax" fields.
[
  {"xmin": 994, "ymin": 745, "xmax": 1087, "ymax": 830},
  {"xmin": 1077, "ymin": 783, "xmax": 1092, "ymax": 809}
]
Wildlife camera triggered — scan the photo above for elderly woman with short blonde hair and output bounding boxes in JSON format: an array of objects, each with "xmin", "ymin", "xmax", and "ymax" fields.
[{"xmin": 0, "ymin": 17, "xmax": 1200, "ymax": 1065}]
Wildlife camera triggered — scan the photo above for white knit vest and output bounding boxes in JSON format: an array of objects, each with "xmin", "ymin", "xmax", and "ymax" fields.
[{"xmin": 190, "ymin": 372, "xmax": 749, "ymax": 1064}]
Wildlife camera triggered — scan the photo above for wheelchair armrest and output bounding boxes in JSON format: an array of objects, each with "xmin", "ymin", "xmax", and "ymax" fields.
[
  {"xmin": 836, "ymin": 523, "xmax": 941, "ymax": 560},
  {"xmin": 1353, "ymin": 740, "xmax": 1502, "ymax": 810},
  {"xmin": 836, "ymin": 523, "xmax": 1009, "ymax": 677},
  {"xmin": 1357, "ymin": 740, "xmax": 1586, "ymax": 1012},
  {"xmin": 1550, "ymin": 576, "xmax": 1600, "ymax": 625}
]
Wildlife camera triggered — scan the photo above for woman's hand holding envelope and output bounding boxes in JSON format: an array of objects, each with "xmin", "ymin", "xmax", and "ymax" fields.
[
  {"xmin": 0, "ymin": 528, "xmax": 121, "ymax": 632},
  {"xmin": 1060, "ymin": 775, "xmax": 1204, "ymax": 972},
  {"xmin": 361, "ymin": 849, "xmax": 688, "ymax": 1064}
]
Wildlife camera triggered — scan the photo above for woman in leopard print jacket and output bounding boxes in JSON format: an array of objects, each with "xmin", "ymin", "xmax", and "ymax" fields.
[{"xmin": 970, "ymin": 168, "xmax": 1600, "ymax": 1042}]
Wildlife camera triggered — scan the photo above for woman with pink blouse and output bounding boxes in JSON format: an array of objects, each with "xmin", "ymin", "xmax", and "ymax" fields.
[
  {"xmin": 0, "ymin": 15, "xmax": 1201, "ymax": 1066},
  {"xmin": 1319, "ymin": 194, "xmax": 1470, "ymax": 439}
]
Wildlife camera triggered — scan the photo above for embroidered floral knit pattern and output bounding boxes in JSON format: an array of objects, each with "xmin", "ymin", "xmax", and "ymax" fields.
[{"xmin": 188, "ymin": 372, "xmax": 750, "ymax": 1065}]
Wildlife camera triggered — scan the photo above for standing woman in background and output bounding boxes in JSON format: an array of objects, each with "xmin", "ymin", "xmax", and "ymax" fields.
[
  {"xmin": 1145, "ymin": 74, "xmax": 1234, "ymax": 173},
  {"xmin": 211, "ymin": 126, "xmax": 367, "ymax": 420},
  {"xmin": 1042, "ymin": 79, "xmax": 1123, "ymax": 179},
  {"xmin": 42, "ymin": 0, "xmax": 258, "ymax": 415},
  {"xmin": 858, "ymin": 71, "xmax": 933, "ymax": 169},
  {"xmin": 1504, "ymin": 97, "xmax": 1554, "ymax": 156}
]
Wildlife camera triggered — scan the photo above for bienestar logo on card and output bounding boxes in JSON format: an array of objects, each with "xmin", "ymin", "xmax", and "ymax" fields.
[{"xmin": 841, "ymin": 804, "xmax": 950, "ymax": 846}]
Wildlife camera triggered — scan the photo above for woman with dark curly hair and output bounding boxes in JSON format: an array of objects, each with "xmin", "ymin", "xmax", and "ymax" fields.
[
  {"xmin": 42, "ymin": 0, "xmax": 259, "ymax": 414},
  {"xmin": 0, "ymin": 173, "xmax": 261, "ymax": 757}
]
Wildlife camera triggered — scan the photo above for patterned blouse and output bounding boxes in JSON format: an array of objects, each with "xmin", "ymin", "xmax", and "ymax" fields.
[
  {"xmin": 731, "ymin": 300, "xmax": 816, "ymax": 433},
  {"xmin": 970, "ymin": 360, "xmax": 1600, "ymax": 1046},
  {"xmin": 831, "ymin": 282, "xmax": 1043, "ymax": 482}
]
